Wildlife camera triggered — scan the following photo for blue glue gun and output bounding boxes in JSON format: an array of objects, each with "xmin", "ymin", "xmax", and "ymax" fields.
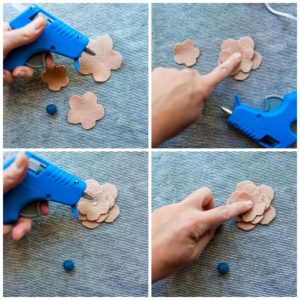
[
  {"xmin": 220, "ymin": 91, "xmax": 297, "ymax": 148},
  {"xmin": 3, "ymin": 152, "xmax": 94, "ymax": 225},
  {"xmin": 4, "ymin": 4, "xmax": 95, "ymax": 72}
]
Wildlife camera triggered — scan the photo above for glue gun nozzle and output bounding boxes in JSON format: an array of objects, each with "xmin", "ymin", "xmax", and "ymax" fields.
[
  {"xmin": 84, "ymin": 47, "xmax": 96, "ymax": 56},
  {"xmin": 83, "ymin": 191, "xmax": 94, "ymax": 200},
  {"xmin": 219, "ymin": 106, "xmax": 232, "ymax": 116}
]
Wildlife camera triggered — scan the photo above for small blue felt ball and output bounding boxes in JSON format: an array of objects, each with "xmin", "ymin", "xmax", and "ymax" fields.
[
  {"xmin": 46, "ymin": 104, "xmax": 57, "ymax": 115},
  {"xmin": 63, "ymin": 260, "xmax": 75, "ymax": 272},
  {"xmin": 217, "ymin": 262, "xmax": 229, "ymax": 275}
]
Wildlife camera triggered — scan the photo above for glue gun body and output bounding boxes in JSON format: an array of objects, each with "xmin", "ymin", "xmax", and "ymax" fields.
[
  {"xmin": 4, "ymin": 5, "xmax": 89, "ymax": 72},
  {"xmin": 227, "ymin": 92, "xmax": 297, "ymax": 148},
  {"xmin": 3, "ymin": 152, "xmax": 86, "ymax": 225}
]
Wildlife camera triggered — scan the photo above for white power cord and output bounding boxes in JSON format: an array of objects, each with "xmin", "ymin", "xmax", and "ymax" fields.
[{"xmin": 265, "ymin": 3, "xmax": 297, "ymax": 22}]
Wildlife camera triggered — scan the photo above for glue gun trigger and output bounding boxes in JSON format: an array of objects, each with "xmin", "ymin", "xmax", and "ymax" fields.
[
  {"xmin": 26, "ymin": 52, "xmax": 47, "ymax": 69},
  {"xmin": 20, "ymin": 201, "xmax": 42, "ymax": 218}
]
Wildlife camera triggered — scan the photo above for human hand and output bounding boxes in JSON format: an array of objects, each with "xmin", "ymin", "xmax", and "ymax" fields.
[
  {"xmin": 3, "ymin": 16, "xmax": 55, "ymax": 85},
  {"xmin": 152, "ymin": 187, "xmax": 253, "ymax": 282},
  {"xmin": 3, "ymin": 153, "xmax": 49, "ymax": 240},
  {"xmin": 151, "ymin": 53, "xmax": 242, "ymax": 147}
]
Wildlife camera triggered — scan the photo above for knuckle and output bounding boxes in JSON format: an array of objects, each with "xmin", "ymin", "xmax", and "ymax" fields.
[
  {"xmin": 181, "ymin": 219, "xmax": 195, "ymax": 234},
  {"xmin": 192, "ymin": 85, "xmax": 208, "ymax": 101},
  {"xmin": 189, "ymin": 69, "xmax": 200, "ymax": 77},
  {"xmin": 4, "ymin": 172, "xmax": 16, "ymax": 186},
  {"xmin": 194, "ymin": 79, "xmax": 212, "ymax": 97},
  {"xmin": 180, "ymin": 217, "xmax": 200, "ymax": 236},
  {"xmin": 183, "ymin": 68, "xmax": 197, "ymax": 76},
  {"xmin": 218, "ymin": 64, "xmax": 230, "ymax": 76},
  {"xmin": 218, "ymin": 206, "xmax": 231, "ymax": 220},
  {"xmin": 21, "ymin": 30, "xmax": 34, "ymax": 42}
]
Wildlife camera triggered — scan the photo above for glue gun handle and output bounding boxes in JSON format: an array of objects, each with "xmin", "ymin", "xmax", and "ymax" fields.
[
  {"xmin": 4, "ymin": 185, "xmax": 44, "ymax": 224},
  {"xmin": 3, "ymin": 5, "xmax": 89, "ymax": 72},
  {"xmin": 4, "ymin": 43, "xmax": 48, "ymax": 72}
]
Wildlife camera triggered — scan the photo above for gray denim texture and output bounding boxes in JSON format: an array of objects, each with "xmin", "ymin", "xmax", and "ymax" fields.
[
  {"xmin": 4, "ymin": 3, "xmax": 148, "ymax": 148},
  {"xmin": 152, "ymin": 151, "xmax": 297, "ymax": 296},
  {"xmin": 3, "ymin": 151, "xmax": 148, "ymax": 297},
  {"xmin": 152, "ymin": 3, "xmax": 297, "ymax": 148}
]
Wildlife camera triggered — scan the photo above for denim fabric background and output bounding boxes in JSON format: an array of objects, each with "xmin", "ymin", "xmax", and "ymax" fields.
[
  {"xmin": 3, "ymin": 151, "xmax": 148, "ymax": 297},
  {"xmin": 4, "ymin": 4, "xmax": 148, "ymax": 148},
  {"xmin": 152, "ymin": 3, "xmax": 297, "ymax": 148},
  {"xmin": 152, "ymin": 151, "xmax": 297, "ymax": 296}
]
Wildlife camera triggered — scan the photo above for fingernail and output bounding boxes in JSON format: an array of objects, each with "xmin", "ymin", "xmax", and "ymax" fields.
[
  {"xmin": 14, "ymin": 154, "xmax": 27, "ymax": 172},
  {"xmin": 15, "ymin": 70, "xmax": 25, "ymax": 77},
  {"xmin": 245, "ymin": 200, "xmax": 253, "ymax": 207},
  {"xmin": 32, "ymin": 16, "xmax": 45, "ymax": 32}
]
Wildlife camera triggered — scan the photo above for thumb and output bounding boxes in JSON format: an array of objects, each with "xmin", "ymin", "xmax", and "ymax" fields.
[
  {"xmin": 4, "ymin": 16, "xmax": 46, "ymax": 58},
  {"xmin": 203, "ymin": 52, "xmax": 242, "ymax": 88},
  {"xmin": 3, "ymin": 153, "xmax": 28, "ymax": 193},
  {"xmin": 201, "ymin": 200, "xmax": 253, "ymax": 227}
]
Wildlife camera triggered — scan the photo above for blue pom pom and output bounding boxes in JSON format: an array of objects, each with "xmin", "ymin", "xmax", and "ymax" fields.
[
  {"xmin": 63, "ymin": 259, "xmax": 75, "ymax": 272},
  {"xmin": 46, "ymin": 104, "xmax": 57, "ymax": 115},
  {"xmin": 217, "ymin": 262, "xmax": 229, "ymax": 275}
]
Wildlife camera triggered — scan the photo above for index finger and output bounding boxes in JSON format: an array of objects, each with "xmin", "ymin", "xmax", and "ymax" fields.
[
  {"xmin": 3, "ymin": 16, "xmax": 46, "ymax": 57},
  {"xmin": 201, "ymin": 200, "xmax": 253, "ymax": 227},
  {"xmin": 203, "ymin": 53, "xmax": 242, "ymax": 87},
  {"xmin": 3, "ymin": 153, "xmax": 28, "ymax": 193}
]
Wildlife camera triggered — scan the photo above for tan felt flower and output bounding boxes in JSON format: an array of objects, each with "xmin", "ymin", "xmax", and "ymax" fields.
[
  {"xmin": 81, "ymin": 220, "xmax": 100, "ymax": 229},
  {"xmin": 259, "ymin": 184, "xmax": 274, "ymax": 209},
  {"xmin": 219, "ymin": 37, "xmax": 255, "ymax": 75},
  {"xmin": 227, "ymin": 180, "xmax": 276, "ymax": 230},
  {"xmin": 252, "ymin": 51, "xmax": 263, "ymax": 70},
  {"xmin": 258, "ymin": 184, "xmax": 274, "ymax": 200},
  {"xmin": 251, "ymin": 214, "xmax": 264, "ymax": 225},
  {"xmin": 77, "ymin": 179, "xmax": 120, "ymax": 229},
  {"xmin": 77, "ymin": 193, "xmax": 110, "ymax": 221},
  {"xmin": 243, "ymin": 183, "xmax": 259, "ymax": 195},
  {"xmin": 219, "ymin": 36, "xmax": 263, "ymax": 80},
  {"xmin": 41, "ymin": 65, "xmax": 69, "ymax": 91},
  {"xmin": 99, "ymin": 183, "xmax": 118, "ymax": 208},
  {"xmin": 105, "ymin": 205, "xmax": 120, "ymax": 223},
  {"xmin": 260, "ymin": 206, "xmax": 276, "ymax": 225},
  {"xmin": 241, "ymin": 192, "xmax": 266, "ymax": 222},
  {"xmin": 239, "ymin": 36, "xmax": 255, "ymax": 48},
  {"xmin": 79, "ymin": 35, "xmax": 122, "ymax": 82},
  {"xmin": 236, "ymin": 221, "xmax": 256, "ymax": 231},
  {"xmin": 96, "ymin": 214, "xmax": 108, "ymax": 223},
  {"xmin": 78, "ymin": 212, "xmax": 87, "ymax": 221},
  {"xmin": 68, "ymin": 91, "xmax": 105, "ymax": 130},
  {"xmin": 234, "ymin": 71, "xmax": 251, "ymax": 81},
  {"xmin": 236, "ymin": 180, "xmax": 255, "ymax": 191},
  {"xmin": 226, "ymin": 191, "xmax": 239, "ymax": 205},
  {"xmin": 174, "ymin": 39, "xmax": 200, "ymax": 67}
]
